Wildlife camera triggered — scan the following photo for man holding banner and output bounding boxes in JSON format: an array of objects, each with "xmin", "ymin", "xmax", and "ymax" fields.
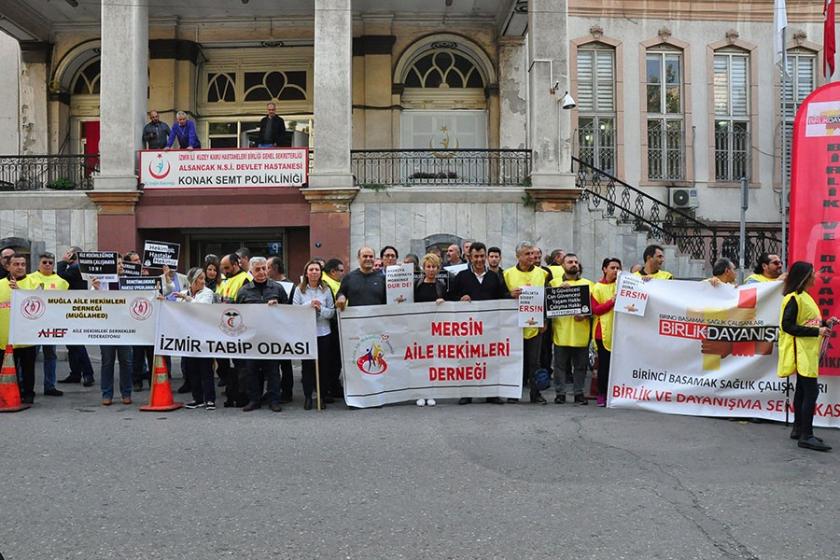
[
  {"xmin": 503, "ymin": 241, "xmax": 549, "ymax": 404},
  {"xmin": 29, "ymin": 252, "xmax": 69, "ymax": 397},
  {"xmin": 549, "ymin": 253, "xmax": 593, "ymax": 405},
  {"xmin": 0, "ymin": 253, "xmax": 38, "ymax": 404},
  {"xmin": 235, "ymin": 257, "xmax": 288, "ymax": 412}
]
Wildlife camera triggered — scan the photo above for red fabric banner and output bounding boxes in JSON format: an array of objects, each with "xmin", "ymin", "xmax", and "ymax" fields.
[
  {"xmin": 826, "ymin": 0, "xmax": 836, "ymax": 79},
  {"xmin": 789, "ymin": 82, "xmax": 840, "ymax": 376}
]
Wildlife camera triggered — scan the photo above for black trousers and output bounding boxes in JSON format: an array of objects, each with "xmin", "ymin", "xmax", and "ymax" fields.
[
  {"xmin": 132, "ymin": 345, "xmax": 154, "ymax": 383},
  {"xmin": 523, "ymin": 335, "xmax": 542, "ymax": 396},
  {"xmin": 280, "ymin": 360, "xmax": 294, "ymax": 396},
  {"xmin": 301, "ymin": 335, "xmax": 333, "ymax": 398},
  {"xmin": 596, "ymin": 339, "xmax": 611, "ymax": 397},
  {"xmin": 225, "ymin": 359, "xmax": 248, "ymax": 405},
  {"xmin": 1, "ymin": 346, "xmax": 35, "ymax": 400},
  {"xmin": 246, "ymin": 359, "xmax": 280, "ymax": 404},
  {"xmin": 793, "ymin": 374, "xmax": 819, "ymax": 438},
  {"xmin": 328, "ymin": 316, "xmax": 343, "ymax": 397},
  {"xmin": 185, "ymin": 357, "xmax": 216, "ymax": 404}
]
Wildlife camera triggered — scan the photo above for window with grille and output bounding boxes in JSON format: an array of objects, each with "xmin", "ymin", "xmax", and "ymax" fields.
[
  {"xmin": 576, "ymin": 44, "xmax": 616, "ymax": 174},
  {"xmin": 713, "ymin": 49, "xmax": 750, "ymax": 182},
  {"xmin": 646, "ymin": 47, "xmax": 684, "ymax": 180},
  {"xmin": 783, "ymin": 49, "xmax": 816, "ymax": 177}
]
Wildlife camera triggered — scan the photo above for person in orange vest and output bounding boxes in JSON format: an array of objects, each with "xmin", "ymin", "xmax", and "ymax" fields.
[{"xmin": 777, "ymin": 261, "xmax": 834, "ymax": 452}]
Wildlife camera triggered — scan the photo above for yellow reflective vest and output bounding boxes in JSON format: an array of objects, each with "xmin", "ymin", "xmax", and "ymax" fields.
[
  {"xmin": 591, "ymin": 281, "xmax": 618, "ymax": 351},
  {"xmin": 633, "ymin": 269, "xmax": 673, "ymax": 280},
  {"xmin": 217, "ymin": 270, "xmax": 251, "ymax": 303},
  {"xmin": 549, "ymin": 277, "xmax": 593, "ymax": 348},
  {"xmin": 744, "ymin": 273, "xmax": 774, "ymax": 284},
  {"xmin": 0, "ymin": 275, "xmax": 39, "ymax": 348},
  {"xmin": 503, "ymin": 265, "xmax": 548, "ymax": 340},
  {"xmin": 777, "ymin": 291, "xmax": 822, "ymax": 378},
  {"xmin": 322, "ymin": 273, "xmax": 341, "ymax": 298}
]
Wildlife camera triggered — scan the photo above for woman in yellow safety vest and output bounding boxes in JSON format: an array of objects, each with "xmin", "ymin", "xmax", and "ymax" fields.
[
  {"xmin": 591, "ymin": 258, "xmax": 621, "ymax": 407},
  {"xmin": 778, "ymin": 261, "xmax": 833, "ymax": 452}
]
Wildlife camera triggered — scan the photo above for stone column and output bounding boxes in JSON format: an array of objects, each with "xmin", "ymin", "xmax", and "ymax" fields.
[
  {"xmin": 311, "ymin": 0, "xmax": 354, "ymax": 189},
  {"xmin": 499, "ymin": 37, "xmax": 528, "ymax": 149},
  {"xmin": 94, "ymin": 0, "xmax": 148, "ymax": 192},
  {"xmin": 0, "ymin": 33, "xmax": 20, "ymax": 154},
  {"xmin": 527, "ymin": 0, "xmax": 575, "ymax": 190},
  {"xmin": 19, "ymin": 42, "xmax": 50, "ymax": 155},
  {"xmin": 307, "ymin": 0, "xmax": 357, "ymax": 263}
]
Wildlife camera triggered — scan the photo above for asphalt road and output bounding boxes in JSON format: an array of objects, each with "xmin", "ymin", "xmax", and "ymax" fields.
[{"xmin": 2, "ymin": 363, "xmax": 838, "ymax": 560}]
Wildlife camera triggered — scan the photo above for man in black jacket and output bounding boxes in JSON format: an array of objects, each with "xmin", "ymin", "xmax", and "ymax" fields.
[
  {"xmin": 235, "ymin": 256, "xmax": 287, "ymax": 412},
  {"xmin": 142, "ymin": 111, "xmax": 171, "ymax": 150},
  {"xmin": 452, "ymin": 242, "xmax": 507, "ymax": 405},
  {"xmin": 57, "ymin": 246, "xmax": 95, "ymax": 386},
  {"xmin": 256, "ymin": 103, "xmax": 287, "ymax": 147}
]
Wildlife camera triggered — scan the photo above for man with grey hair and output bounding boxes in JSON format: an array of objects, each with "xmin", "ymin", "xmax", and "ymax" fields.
[
  {"xmin": 165, "ymin": 111, "xmax": 200, "ymax": 149},
  {"xmin": 235, "ymin": 256, "xmax": 288, "ymax": 412},
  {"xmin": 708, "ymin": 258, "xmax": 737, "ymax": 286},
  {"xmin": 503, "ymin": 241, "xmax": 550, "ymax": 404},
  {"xmin": 143, "ymin": 110, "xmax": 171, "ymax": 149}
]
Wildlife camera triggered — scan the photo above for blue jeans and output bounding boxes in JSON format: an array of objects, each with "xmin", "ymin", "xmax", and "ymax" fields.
[
  {"xmin": 100, "ymin": 346, "xmax": 132, "ymax": 399},
  {"xmin": 41, "ymin": 345, "xmax": 57, "ymax": 390}
]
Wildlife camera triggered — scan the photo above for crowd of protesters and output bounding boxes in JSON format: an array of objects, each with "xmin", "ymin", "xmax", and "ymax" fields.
[{"xmin": 1, "ymin": 240, "xmax": 828, "ymax": 451}]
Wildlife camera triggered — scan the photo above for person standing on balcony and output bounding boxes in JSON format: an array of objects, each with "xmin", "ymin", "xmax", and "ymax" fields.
[
  {"xmin": 256, "ymin": 103, "xmax": 287, "ymax": 148},
  {"xmin": 744, "ymin": 253, "xmax": 786, "ymax": 284},
  {"xmin": 634, "ymin": 244, "xmax": 673, "ymax": 280},
  {"xmin": 29, "ymin": 252, "xmax": 69, "ymax": 397},
  {"xmin": 143, "ymin": 111, "xmax": 171, "ymax": 150},
  {"xmin": 165, "ymin": 111, "xmax": 200, "ymax": 150}
]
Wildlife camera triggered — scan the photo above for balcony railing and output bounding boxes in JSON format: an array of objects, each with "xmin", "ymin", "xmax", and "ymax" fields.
[
  {"xmin": 351, "ymin": 149, "xmax": 531, "ymax": 187},
  {"xmin": 0, "ymin": 155, "xmax": 98, "ymax": 191}
]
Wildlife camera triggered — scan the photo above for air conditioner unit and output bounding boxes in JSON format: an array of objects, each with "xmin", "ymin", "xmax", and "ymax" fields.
[{"xmin": 670, "ymin": 187, "xmax": 699, "ymax": 209}]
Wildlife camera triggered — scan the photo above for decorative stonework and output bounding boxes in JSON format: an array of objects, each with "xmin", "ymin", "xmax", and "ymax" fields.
[
  {"xmin": 793, "ymin": 30, "xmax": 808, "ymax": 45},
  {"xmin": 725, "ymin": 29, "xmax": 739, "ymax": 44},
  {"xmin": 86, "ymin": 191, "xmax": 142, "ymax": 215},
  {"xmin": 589, "ymin": 25, "xmax": 604, "ymax": 40},
  {"xmin": 302, "ymin": 187, "xmax": 360, "ymax": 213},
  {"xmin": 528, "ymin": 188, "xmax": 581, "ymax": 213},
  {"xmin": 658, "ymin": 27, "xmax": 672, "ymax": 42}
]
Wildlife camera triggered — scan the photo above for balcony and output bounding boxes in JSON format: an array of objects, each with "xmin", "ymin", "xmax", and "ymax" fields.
[
  {"xmin": 350, "ymin": 149, "xmax": 531, "ymax": 188},
  {"xmin": 0, "ymin": 155, "xmax": 98, "ymax": 192}
]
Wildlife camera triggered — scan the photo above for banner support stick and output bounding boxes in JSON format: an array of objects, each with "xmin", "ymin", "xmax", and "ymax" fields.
[
  {"xmin": 315, "ymin": 359, "xmax": 322, "ymax": 412},
  {"xmin": 785, "ymin": 379, "xmax": 790, "ymax": 427}
]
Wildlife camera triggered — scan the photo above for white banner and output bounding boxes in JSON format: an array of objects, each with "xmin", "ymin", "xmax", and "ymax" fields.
[
  {"xmin": 155, "ymin": 301, "xmax": 317, "ymax": 359},
  {"xmin": 140, "ymin": 148, "xmax": 308, "ymax": 189},
  {"xmin": 9, "ymin": 290, "xmax": 157, "ymax": 345},
  {"xmin": 609, "ymin": 280, "xmax": 840, "ymax": 427},
  {"xmin": 338, "ymin": 301, "xmax": 523, "ymax": 408}
]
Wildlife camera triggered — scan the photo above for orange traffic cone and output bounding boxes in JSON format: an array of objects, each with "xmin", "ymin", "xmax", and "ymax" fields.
[
  {"xmin": 0, "ymin": 344, "xmax": 30, "ymax": 413},
  {"xmin": 140, "ymin": 355, "xmax": 183, "ymax": 412}
]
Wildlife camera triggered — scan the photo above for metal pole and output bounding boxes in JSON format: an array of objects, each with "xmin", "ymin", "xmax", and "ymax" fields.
[
  {"xmin": 780, "ymin": 27, "xmax": 789, "ymax": 270},
  {"xmin": 739, "ymin": 176, "xmax": 748, "ymax": 284}
]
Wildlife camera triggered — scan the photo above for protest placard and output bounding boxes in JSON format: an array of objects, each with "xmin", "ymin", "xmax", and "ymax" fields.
[
  {"xmin": 122, "ymin": 262, "xmax": 142, "ymax": 276},
  {"xmin": 77, "ymin": 251, "xmax": 119, "ymax": 283},
  {"xmin": 546, "ymin": 284, "xmax": 591, "ymax": 318},
  {"xmin": 386, "ymin": 264, "xmax": 415, "ymax": 304},
  {"xmin": 614, "ymin": 272, "xmax": 649, "ymax": 316},
  {"xmin": 517, "ymin": 286, "xmax": 544, "ymax": 328},
  {"xmin": 119, "ymin": 276, "xmax": 162, "ymax": 292},
  {"xmin": 143, "ymin": 241, "xmax": 180, "ymax": 268}
]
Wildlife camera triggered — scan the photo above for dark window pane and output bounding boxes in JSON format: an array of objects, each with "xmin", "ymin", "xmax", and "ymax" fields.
[
  {"xmin": 286, "ymin": 71, "xmax": 307, "ymax": 89},
  {"xmin": 265, "ymin": 72, "xmax": 285, "ymax": 97},
  {"xmin": 413, "ymin": 54, "xmax": 434, "ymax": 75},
  {"xmin": 405, "ymin": 68, "xmax": 421, "ymax": 87},
  {"xmin": 445, "ymin": 71, "xmax": 464, "ymax": 88},
  {"xmin": 465, "ymin": 70, "xmax": 483, "ymax": 88},
  {"xmin": 278, "ymin": 87, "xmax": 305, "ymax": 100},
  {"xmin": 433, "ymin": 51, "xmax": 454, "ymax": 70},
  {"xmin": 646, "ymin": 57, "xmax": 660, "ymax": 84},
  {"xmin": 244, "ymin": 72, "xmax": 263, "ymax": 90},
  {"xmin": 210, "ymin": 137, "xmax": 237, "ymax": 148},
  {"xmin": 453, "ymin": 53, "xmax": 473, "ymax": 75},
  {"xmin": 426, "ymin": 69, "xmax": 443, "ymax": 88},
  {"xmin": 208, "ymin": 122, "xmax": 237, "ymax": 135},
  {"xmin": 646, "ymin": 85, "xmax": 660, "ymax": 113}
]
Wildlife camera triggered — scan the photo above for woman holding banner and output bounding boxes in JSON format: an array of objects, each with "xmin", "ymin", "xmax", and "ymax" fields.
[
  {"xmin": 293, "ymin": 260, "xmax": 335, "ymax": 410},
  {"xmin": 778, "ymin": 262, "xmax": 832, "ymax": 452},
  {"xmin": 413, "ymin": 253, "xmax": 448, "ymax": 407},
  {"xmin": 177, "ymin": 267, "xmax": 217, "ymax": 410},
  {"xmin": 591, "ymin": 258, "xmax": 622, "ymax": 407}
]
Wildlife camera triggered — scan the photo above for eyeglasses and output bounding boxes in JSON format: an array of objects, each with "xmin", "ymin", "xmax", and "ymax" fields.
[{"xmin": 41, "ymin": 260, "xmax": 54, "ymax": 265}]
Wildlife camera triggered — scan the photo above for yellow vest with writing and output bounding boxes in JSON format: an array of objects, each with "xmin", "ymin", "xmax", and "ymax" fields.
[
  {"xmin": 0, "ymin": 275, "xmax": 39, "ymax": 348},
  {"xmin": 28, "ymin": 271, "xmax": 69, "ymax": 291},
  {"xmin": 777, "ymin": 291, "xmax": 821, "ymax": 378},
  {"xmin": 591, "ymin": 281, "xmax": 618, "ymax": 351},
  {"xmin": 550, "ymin": 277, "xmax": 593, "ymax": 347},
  {"xmin": 503, "ymin": 265, "xmax": 548, "ymax": 340},
  {"xmin": 633, "ymin": 269, "xmax": 673, "ymax": 280}
]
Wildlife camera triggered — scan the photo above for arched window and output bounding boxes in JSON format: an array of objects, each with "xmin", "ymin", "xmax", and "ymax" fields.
[
  {"xmin": 207, "ymin": 72, "xmax": 236, "ymax": 103},
  {"xmin": 403, "ymin": 49, "xmax": 484, "ymax": 89},
  {"xmin": 71, "ymin": 59, "xmax": 100, "ymax": 95},
  {"xmin": 243, "ymin": 71, "xmax": 307, "ymax": 101}
]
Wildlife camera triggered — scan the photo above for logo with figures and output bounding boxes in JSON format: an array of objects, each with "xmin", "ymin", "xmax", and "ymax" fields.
[
  {"xmin": 20, "ymin": 296, "xmax": 46, "ymax": 320},
  {"xmin": 219, "ymin": 308, "xmax": 247, "ymax": 336},
  {"xmin": 353, "ymin": 335, "xmax": 393, "ymax": 375},
  {"xmin": 148, "ymin": 153, "xmax": 171, "ymax": 179},
  {"xmin": 129, "ymin": 297, "xmax": 153, "ymax": 321}
]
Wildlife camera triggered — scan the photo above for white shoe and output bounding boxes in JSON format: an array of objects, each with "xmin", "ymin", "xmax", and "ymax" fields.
[
  {"xmin": 416, "ymin": 398, "xmax": 426, "ymax": 407},
  {"xmin": 426, "ymin": 398, "xmax": 436, "ymax": 406}
]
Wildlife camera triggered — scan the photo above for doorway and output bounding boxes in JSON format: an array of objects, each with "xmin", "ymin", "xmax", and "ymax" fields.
[
  {"xmin": 186, "ymin": 229, "xmax": 287, "ymax": 270},
  {"xmin": 81, "ymin": 121, "xmax": 100, "ymax": 175}
]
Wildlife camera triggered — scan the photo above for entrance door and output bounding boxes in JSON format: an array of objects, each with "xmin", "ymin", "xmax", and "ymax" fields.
[
  {"xmin": 81, "ymin": 121, "xmax": 100, "ymax": 176},
  {"xmin": 189, "ymin": 233, "xmax": 286, "ymax": 270}
]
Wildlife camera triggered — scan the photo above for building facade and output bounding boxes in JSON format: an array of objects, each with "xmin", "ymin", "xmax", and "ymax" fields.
[{"xmin": 0, "ymin": 0, "xmax": 826, "ymax": 275}]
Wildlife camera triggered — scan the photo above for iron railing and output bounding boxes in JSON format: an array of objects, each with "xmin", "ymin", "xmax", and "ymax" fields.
[
  {"xmin": 713, "ymin": 124, "xmax": 750, "ymax": 182},
  {"xmin": 0, "ymin": 154, "xmax": 98, "ymax": 191},
  {"xmin": 573, "ymin": 156, "xmax": 780, "ymax": 267},
  {"xmin": 350, "ymin": 149, "xmax": 531, "ymax": 187}
]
